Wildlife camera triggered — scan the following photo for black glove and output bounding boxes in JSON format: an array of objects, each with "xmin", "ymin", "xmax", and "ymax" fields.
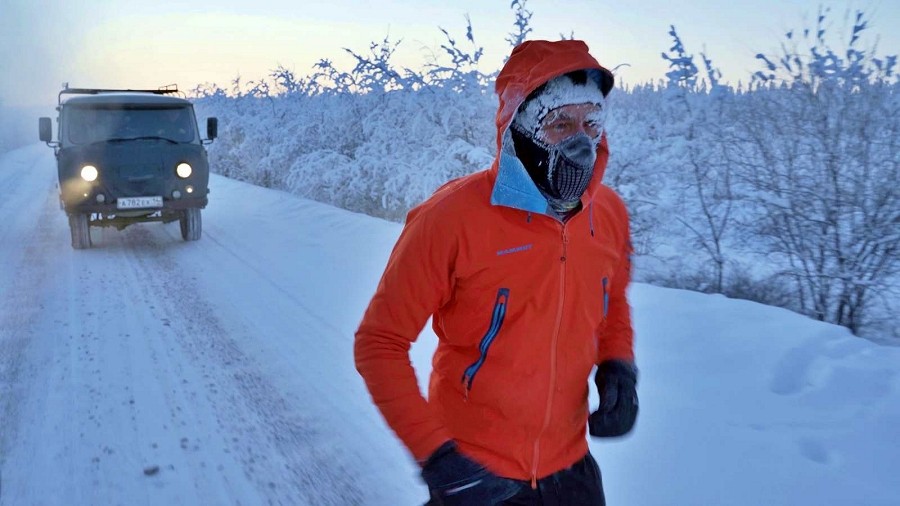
[
  {"xmin": 421, "ymin": 441, "xmax": 520, "ymax": 505},
  {"xmin": 589, "ymin": 360, "xmax": 638, "ymax": 438}
]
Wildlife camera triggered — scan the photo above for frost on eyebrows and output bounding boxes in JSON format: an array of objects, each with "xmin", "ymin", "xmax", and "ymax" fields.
[{"xmin": 512, "ymin": 70, "xmax": 607, "ymax": 138}]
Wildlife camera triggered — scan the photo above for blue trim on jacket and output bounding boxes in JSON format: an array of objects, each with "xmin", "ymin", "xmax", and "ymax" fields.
[{"xmin": 490, "ymin": 152, "xmax": 551, "ymax": 216}]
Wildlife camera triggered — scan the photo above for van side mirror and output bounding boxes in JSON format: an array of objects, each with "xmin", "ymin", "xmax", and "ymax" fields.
[
  {"xmin": 39, "ymin": 117, "xmax": 53, "ymax": 142},
  {"xmin": 206, "ymin": 117, "xmax": 218, "ymax": 141}
]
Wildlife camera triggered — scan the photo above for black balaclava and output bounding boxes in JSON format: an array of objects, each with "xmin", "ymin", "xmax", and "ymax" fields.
[{"xmin": 510, "ymin": 70, "xmax": 606, "ymax": 213}]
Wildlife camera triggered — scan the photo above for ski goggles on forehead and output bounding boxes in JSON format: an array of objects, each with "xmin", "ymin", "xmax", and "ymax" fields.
[{"xmin": 536, "ymin": 102, "xmax": 607, "ymax": 145}]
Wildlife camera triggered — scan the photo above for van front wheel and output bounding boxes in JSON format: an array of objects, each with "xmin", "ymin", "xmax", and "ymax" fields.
[
  {"xmin": 180, "ymin": 208, "xmax": 202, "ymax": 241},
  {"xmin": 68, "ymin": 213, "xmax": 92, "ymax": 249}
]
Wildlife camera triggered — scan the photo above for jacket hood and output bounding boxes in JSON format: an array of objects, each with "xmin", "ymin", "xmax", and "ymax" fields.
[{"xmin": 490, "ymin": 40, "xmax": 615, "ymax": 216}]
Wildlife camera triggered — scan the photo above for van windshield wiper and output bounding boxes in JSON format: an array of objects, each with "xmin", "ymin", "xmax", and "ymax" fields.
[{"xmin": 105, "ymin": 136, "xmax": 180, "ymax": 144}]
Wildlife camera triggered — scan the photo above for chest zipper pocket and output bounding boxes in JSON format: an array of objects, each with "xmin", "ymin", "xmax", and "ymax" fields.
[
  {"xmin": 461, "ymin": 288, "xmax": 510, "ymax": 397},
  {"xmin": 602, "ymin": 277, "xmax": 609, "ymax": 319}
]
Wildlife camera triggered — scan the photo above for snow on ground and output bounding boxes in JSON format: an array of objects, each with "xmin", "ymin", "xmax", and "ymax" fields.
[{"xmin": 0, "ymin": 144, "xmax": 898, "ymax": 505}]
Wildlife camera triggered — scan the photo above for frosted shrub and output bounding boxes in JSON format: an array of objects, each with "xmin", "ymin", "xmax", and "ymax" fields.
[
  {"xmin": 603, "ymin": 84, "xmax": 672, "ymax": 256},
  {"xmin": 195, "ymin": 82, "xmax": 494, "ymax": 221},
  {"xmin": 606, "ymin": 28, "xmax": 744, "ymax": 297},
  {"xmin": 734, "ymin": 9, "xmax": 899, "ymax": 335},
  {"xmin": 193, "ymin": 15, "xmax": 496, "ymax": 221},
  {"xmin": 189, "ymin": 4, "xmax": 897, "ymax": 339}
]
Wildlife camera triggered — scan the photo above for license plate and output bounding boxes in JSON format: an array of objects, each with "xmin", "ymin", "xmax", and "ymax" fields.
[{"xmin": 117, "ymin": 196, "xmax": 163, "ymax": 209}]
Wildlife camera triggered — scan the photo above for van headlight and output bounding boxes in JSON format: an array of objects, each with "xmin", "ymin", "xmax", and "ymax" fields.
[
  {"xmin": 81, "ymin": 165, "xmax": 99, "ymax": 182},
  {"xmin": 176, "ymin": 162, "xmax": 193, "ymax": 179}
]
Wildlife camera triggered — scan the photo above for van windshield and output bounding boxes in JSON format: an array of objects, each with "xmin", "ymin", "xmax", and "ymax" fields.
[{"xmin": 66, "ymin": 105, "xmax": 197, "ymax": 145}]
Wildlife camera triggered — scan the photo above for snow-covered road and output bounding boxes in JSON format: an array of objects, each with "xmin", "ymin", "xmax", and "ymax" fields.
[
  {"xmin": 1, "ymin": 145, "xmax": 898, "ymax": 506},
  {"xmin": 0, "ymin": 145, "xmax": 420, "ymax": 505}
]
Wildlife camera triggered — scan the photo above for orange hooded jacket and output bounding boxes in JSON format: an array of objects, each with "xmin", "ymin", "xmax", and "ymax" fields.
[{"xmin": 354, "ymin": 40, "xmax": 634, "ymax": 483}]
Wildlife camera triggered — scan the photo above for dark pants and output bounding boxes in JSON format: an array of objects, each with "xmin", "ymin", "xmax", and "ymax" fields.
[
  {"xmin": 425, "ymin": 452, "xmax": 605, "ymax": 506},
  {"xmin": 503, "ymin": 453, "xmax": 605, "ymax": 506}
]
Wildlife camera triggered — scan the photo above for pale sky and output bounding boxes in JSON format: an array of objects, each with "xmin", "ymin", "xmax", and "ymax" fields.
[{"xmin": 1, "ymin": 0, "xmax": 898, "ymax": 110}]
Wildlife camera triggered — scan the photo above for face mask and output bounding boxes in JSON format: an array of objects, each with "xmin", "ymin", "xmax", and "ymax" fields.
[
  {"xmin": 548, "ymin": 133, "xmax": 596, "ymax": 201},
  {"xmin": 511, "ymin": 126, "xmax": 597, "ymax": 206}
]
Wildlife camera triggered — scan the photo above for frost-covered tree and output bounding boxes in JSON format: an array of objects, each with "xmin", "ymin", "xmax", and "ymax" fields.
[
  {"xmin": 505, "ymin": 0, "xmax": 533, "ymax": 50},
  {"xmin": 192, "ymin": 10, "xmax": 503, "ymax": 220},
  {"xmin": 734, "ymin": 8, "xmax": 899, "ymax": 334},
  {"xmin": 603, "ymin": 84, "xmax": 669, "ymax": 256},
  {"xmin": 425, "ymin": 16, "xmax": 492, "ymax": 91},
  {"xmin": 654, "ymin": 26, "xmax": 737, "ymax": 293}
]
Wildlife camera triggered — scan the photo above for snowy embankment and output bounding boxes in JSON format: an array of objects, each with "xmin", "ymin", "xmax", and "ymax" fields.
[{"xmin": 0, "ymin": 144, "xmax": 897, "ymax": 506}]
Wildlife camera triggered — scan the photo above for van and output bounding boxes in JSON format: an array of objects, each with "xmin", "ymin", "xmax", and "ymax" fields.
[{"xmin": 39, "ymin": 86, "xmax": 217, "ymax": 249}]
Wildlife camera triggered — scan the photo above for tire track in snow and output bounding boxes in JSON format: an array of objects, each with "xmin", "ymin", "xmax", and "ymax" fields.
[
  {"xmin": 119, "ymin": 227, "xmax": 365, "ymax": 505},
  {"xmin": 201, "ymin": 227, "xmax": 346, "ymax": 337},
  {"xmin": 0, "ymin": 148, "xmax": 372, "ymax": 504}
]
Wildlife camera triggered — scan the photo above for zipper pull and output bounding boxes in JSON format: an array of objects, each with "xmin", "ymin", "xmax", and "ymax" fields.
[{"xmin": 461, "ymin": 373, "xmax": 471, "ymax": 402}]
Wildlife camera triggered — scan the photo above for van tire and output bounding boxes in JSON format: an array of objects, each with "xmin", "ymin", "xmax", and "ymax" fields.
[
  {"xmin": 69, "ymin": 213, "xmax": 92, "ymax": 249},
  {"xmin": 180, "ymin": 208, "xmax": 202, "ymax": 241}
]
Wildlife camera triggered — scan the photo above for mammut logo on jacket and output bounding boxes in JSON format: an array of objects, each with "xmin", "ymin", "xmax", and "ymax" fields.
[{"xmin": 496, "ymin": 244, "xmax": 533, "ymax": 256}]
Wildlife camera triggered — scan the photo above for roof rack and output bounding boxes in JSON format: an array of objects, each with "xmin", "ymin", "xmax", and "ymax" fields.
[{"xmin": 58, "ymin": 84, "xmax": 184, "ymax": 104}]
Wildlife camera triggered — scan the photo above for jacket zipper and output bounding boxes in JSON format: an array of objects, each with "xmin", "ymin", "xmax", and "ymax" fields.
[
  {"xmin": 602, "ymin": 276, "xmax": 609, "ymax": 318},
  {"xmin": 531, "ymin": 226, "xmax": 568, "ymax": 487},
  {"xmin": 461, "ymin": 288, "xmax": 511, "ymax": 398}
]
